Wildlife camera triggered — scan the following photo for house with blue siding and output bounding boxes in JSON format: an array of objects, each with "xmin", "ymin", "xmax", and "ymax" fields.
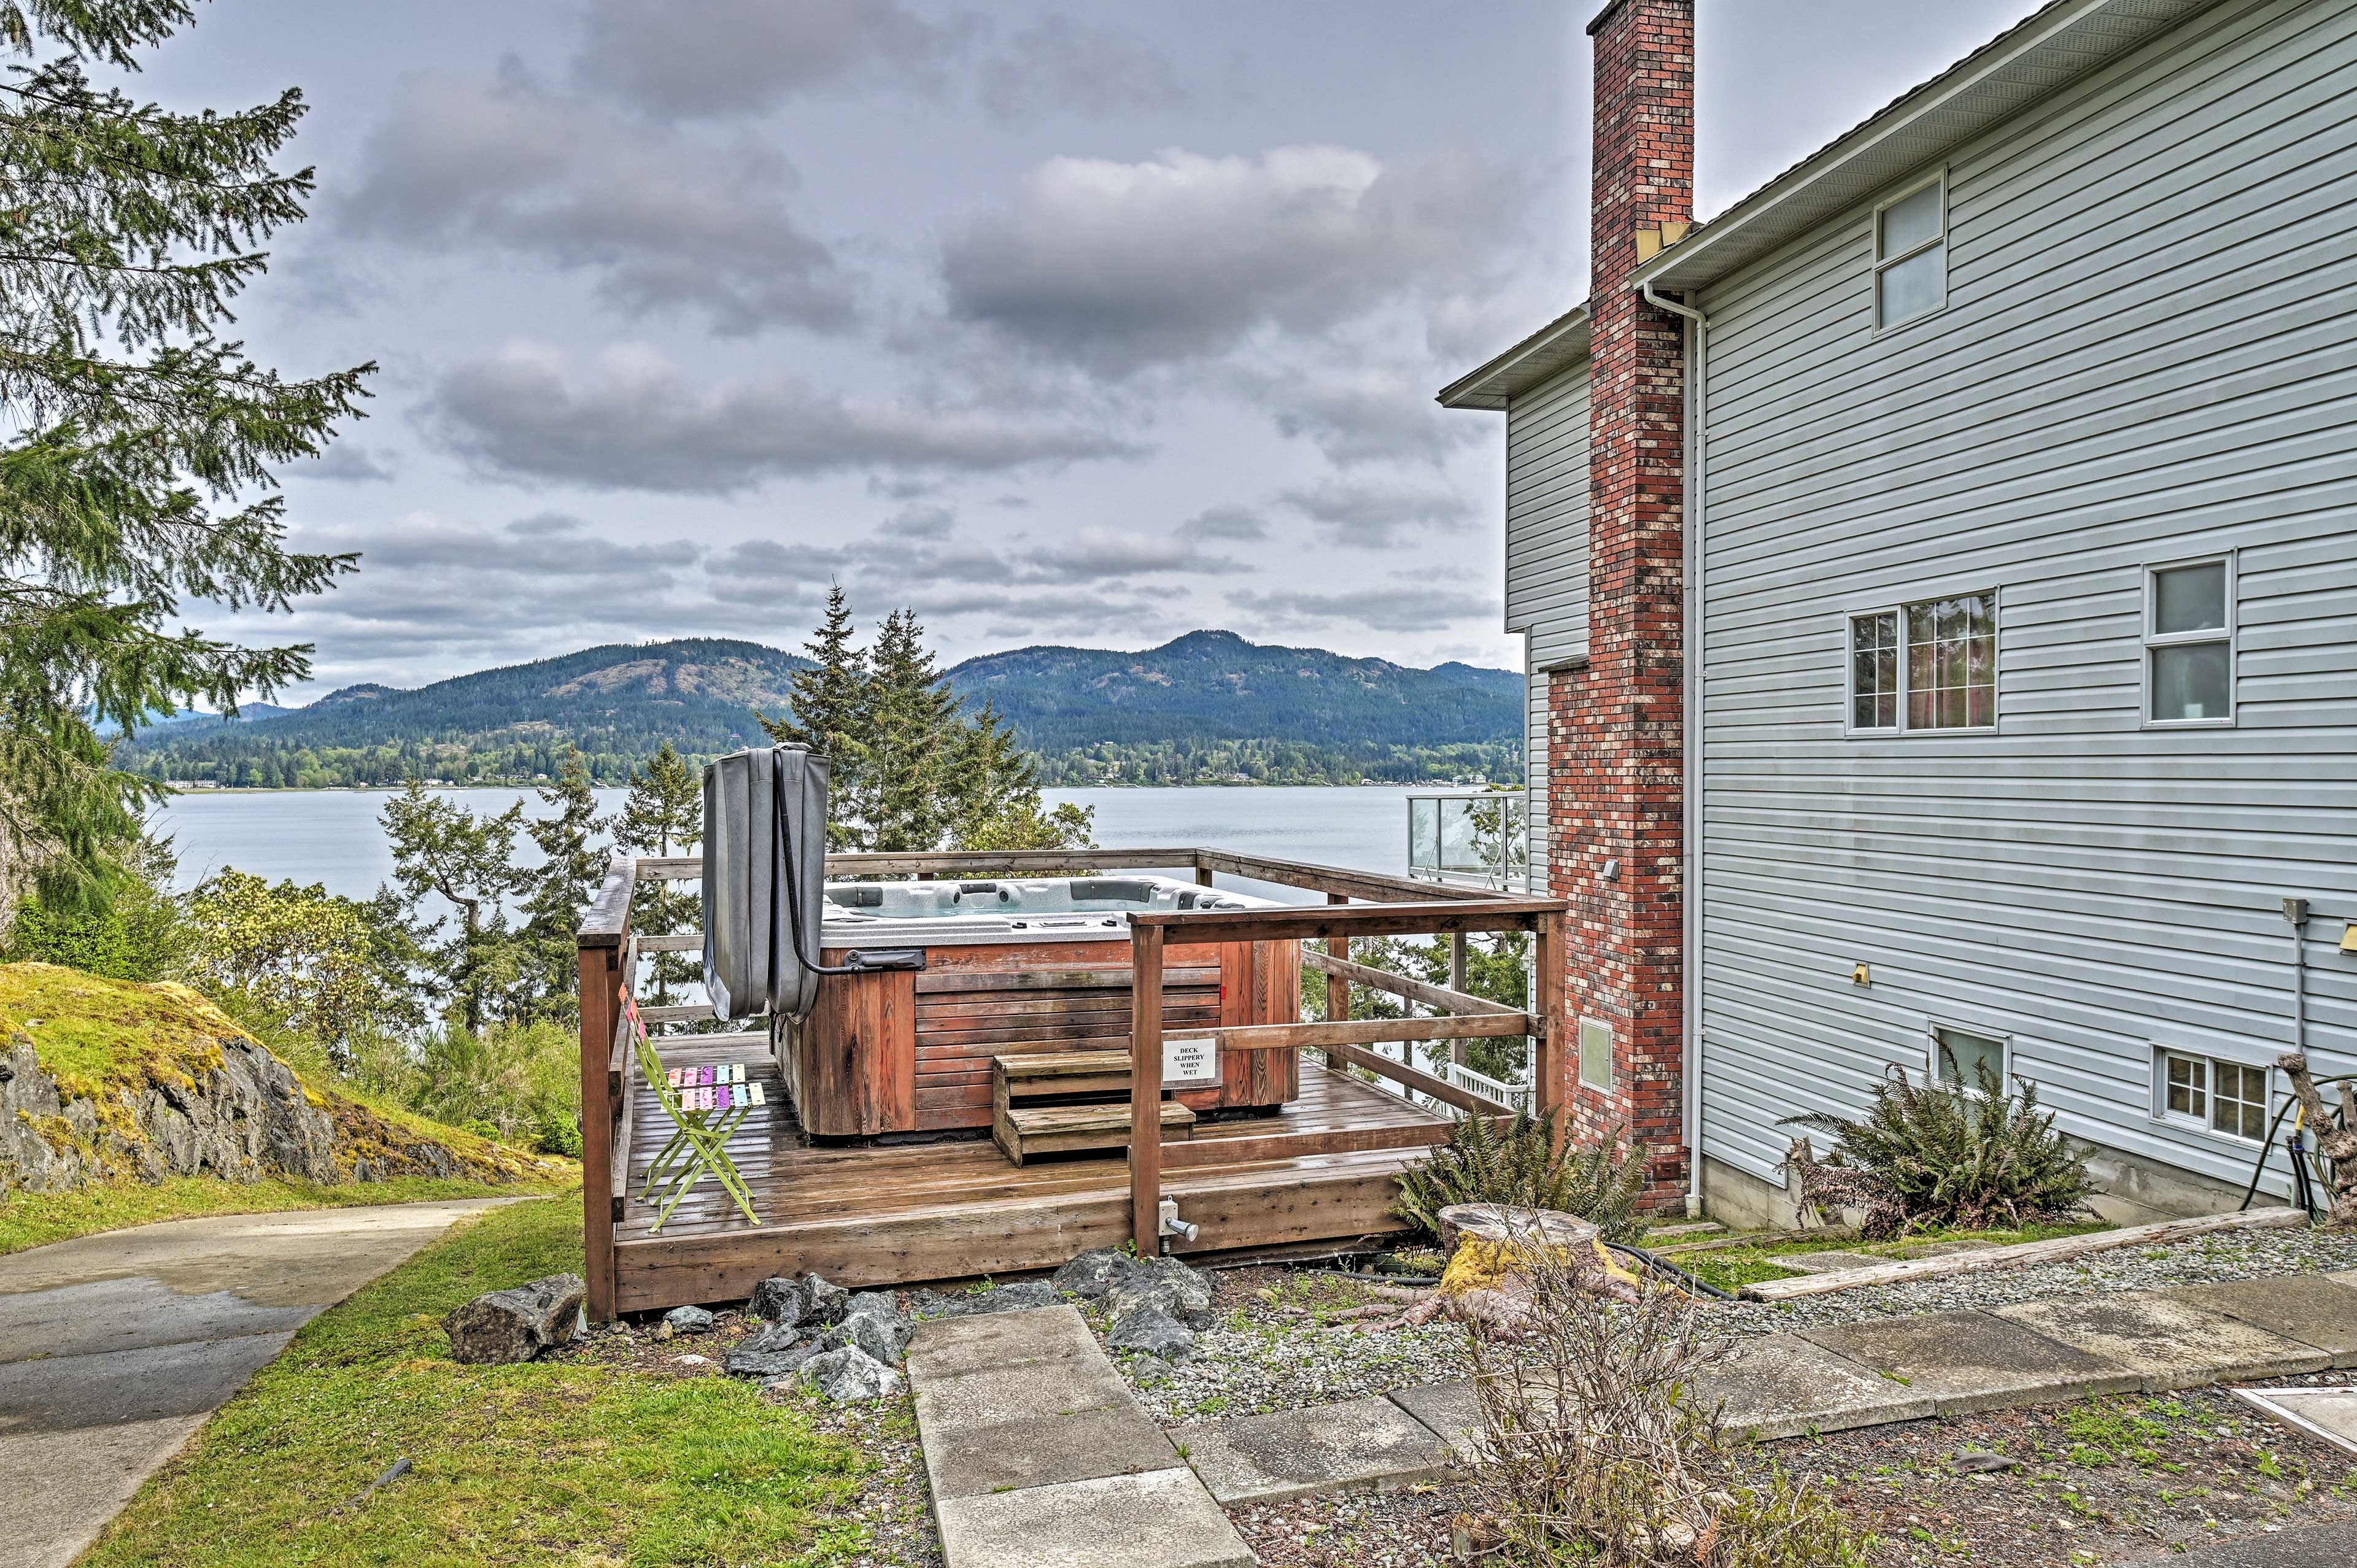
[{"xmin": 1442, "ymin": 0, "xmax": 2357, "ymax": 1224}]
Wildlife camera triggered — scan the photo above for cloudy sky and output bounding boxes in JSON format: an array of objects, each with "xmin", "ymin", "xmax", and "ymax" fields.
[{"xmin": 136, "ymin": 0, "xmax": 2046, "ymax": 696}]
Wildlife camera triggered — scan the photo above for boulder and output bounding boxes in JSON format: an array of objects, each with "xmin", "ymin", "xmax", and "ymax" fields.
[
  {"xmin": 662, "ymin": 1306, "xmax": 716, "ymax": 1336},
  {"xmin": 800, "ymin": 1345, "xmax": 904, "ymax": 1404},
  {"xmin": 1105, "ymin": 1255, "xmax": 1215, "ymax": 1329},
  {"xmin": 1051, "ymin": 1246, "xmax": 1128, "ymax": 1300},
  {"xmin": 801, "ymin": 1273, "xmax": 850, "ymax": 1326},
  {"xmin": 725, "ymin": 1323, "xmax": 818, "ymax": 1378},
  {"xmin": 747, "ymin": 1275, "xmax": 813, "ymax": 1326},
  {"xmin": 823, "ymin": 1308, "xmax": 911, "ymax": 1366},
  {"xmin": 841, "ymin": 1290, "xmax": 899, "ymax": 1324},
  {"xmin": 444, "ymin": 1275, "xmax": 586, "ymax": 1365},
  {"xmin": 1107, "ymin": 1305, "xmax": 1198, "ymax": 1361}
]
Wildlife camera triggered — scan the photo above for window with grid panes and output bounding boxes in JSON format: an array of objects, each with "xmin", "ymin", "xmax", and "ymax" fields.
[{"xmin": 2158, "ymin": 1049, "xmax": 2269, "ymax": 1143}]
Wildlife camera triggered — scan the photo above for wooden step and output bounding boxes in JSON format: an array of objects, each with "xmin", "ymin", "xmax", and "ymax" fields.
[
  {"xmin": 992, "ymin": 1099, "xmax": 1194, "ymax": 1166},
  {"xmin": 994, "ymin": 1049, "xmax": 1134, "ymax": 1100}
]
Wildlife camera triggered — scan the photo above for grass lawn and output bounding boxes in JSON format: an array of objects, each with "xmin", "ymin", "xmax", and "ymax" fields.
[
  {"xmin": 82, "ymin": 1192, "xmax": 874, "ymax": 1567},
  {"xmin": 1673, "ymin": 1218, "xmax": 2115, "ymax": 1294},
  {"xmin": 0, "ymin": 1170, "xmax": 576, "ymax": 1257}
]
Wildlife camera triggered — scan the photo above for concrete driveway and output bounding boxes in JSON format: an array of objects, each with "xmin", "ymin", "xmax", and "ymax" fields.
[{"xmin": 0, "ymin": 1198, "xmax": 519, "ymax": 1568}]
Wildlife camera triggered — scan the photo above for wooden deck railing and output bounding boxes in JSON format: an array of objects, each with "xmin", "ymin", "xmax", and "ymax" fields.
[
  {"xmin": 1123, "ymin": 894, "xmax": 1567, "ymax": 1256},
  {"xmin": 577, "ymin": 844, "xmax": 1566, "ymax": 1316}
]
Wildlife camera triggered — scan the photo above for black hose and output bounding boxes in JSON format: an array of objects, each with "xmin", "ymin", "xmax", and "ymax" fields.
[
  {"xmin": 1608, "ymin": 1241, "xmax": 1735, "ymax": 1301},
  {"xmin": 2237, "ymin": 1073, "xmax": 2357, "ymax": 1213}
]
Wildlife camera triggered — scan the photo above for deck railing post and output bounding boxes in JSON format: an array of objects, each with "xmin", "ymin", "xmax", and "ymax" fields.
[
  {"xmin": 1129, "ymin": 921, "xmax": 1166, "ymax": 1256},
  {"xmin": 1449, "ymin": 933, "xmax": 1469, "ymax": 1067},
  {"xmin": 578, "ymin": 852, "xmax": 635, "ymax": 1323},
  {"xmin": 1323, "ymin": 892, "xmax": 1350, "ymax": 1070},
  {"xmin": 1535, "ymin": 906, "xmax": 1567, "ymax": 1149}
]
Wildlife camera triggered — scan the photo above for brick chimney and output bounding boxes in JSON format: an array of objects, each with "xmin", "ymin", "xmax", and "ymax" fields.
[{"xmin": 1552, "ymin": 0, "xmax": 1695, "ymax": 1203}]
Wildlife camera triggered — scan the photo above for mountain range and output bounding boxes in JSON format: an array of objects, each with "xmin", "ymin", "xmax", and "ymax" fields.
[{"xmin": 119, "ymin": 632, "xmax": 1523, "ymax": 789}]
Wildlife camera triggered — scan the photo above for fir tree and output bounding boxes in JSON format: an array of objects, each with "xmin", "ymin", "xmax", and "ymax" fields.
[
  {"xmin": 946, "ymin": 701, "xmax": 1094, "ymax": 852},
  {"xmin": 518, "ymin": 749, "xmax": 612, "ymax": 1024},
  {"xmin": 381, "ymin": 781, "xmax": 527, "ymax": 1035},
  {"xmin": 757, "ymin": 582, "xmax": 871, "ymax": 848},
  {"xmin": 0, "ymin": 1, "xmax": 372, "ymax": 913},
  {"xmin": 862, "ymin": 607, "xmax": 963, "ymax": 853},
  {"xmin": 618, "ymin": 739, "xmax": 700, "ymax": 1003}
]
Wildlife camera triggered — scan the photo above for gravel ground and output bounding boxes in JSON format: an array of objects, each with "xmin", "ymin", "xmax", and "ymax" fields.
[
  {"xmin": 1112, "ymin": 1227, "xmax": 2357, "ymax": 1420},
  {"xmin": 1228, "ymin": 1380, "xmax": 2357, "ymax": 1566},
  {"xmin": 1698, "ymin": 1224, "xmax": 2357, "ymax": 1338}
]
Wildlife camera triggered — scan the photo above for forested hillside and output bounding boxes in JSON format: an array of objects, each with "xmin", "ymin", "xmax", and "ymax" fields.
[{"xmin": 120, "ymin": 633, "xmax": 1523, "ymax": 787}]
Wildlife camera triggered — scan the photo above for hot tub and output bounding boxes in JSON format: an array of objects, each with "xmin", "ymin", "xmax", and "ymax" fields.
[{"xmin": 780, "ymin": 873, "xmax": 1301, "ymax": 1138}]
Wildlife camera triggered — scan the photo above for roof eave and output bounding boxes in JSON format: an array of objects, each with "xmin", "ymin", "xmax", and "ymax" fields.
[
  {"xmin": 1435, "ymin": 305, "xmax": 1593, "ymax": 411},
  {"xmin": 1631, "ymin": 0, "xmax": 2223, "ymax": 296}
]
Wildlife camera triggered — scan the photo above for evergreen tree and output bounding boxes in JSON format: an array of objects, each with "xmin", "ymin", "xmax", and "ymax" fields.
[
  {"xmin": 517, "ymin": 749, "xmax": 611, "ymax": 1024},
  {"xmin": 381, "ymin": 781, "xmax": 526, "ymax": 1034},
  {"xmin": 946, "ymin": 701, "xmax": 1094, "ymax": 852},
  {"xmin": 0, "ymin": 2, "xmax": 371, "ymax": 913},
  {"xmin": 618, "ymin": 740, "xmax": 700, "ymax": 1003},
  {"xmin": 757, "ymin": 582, "xmax": 871, "ymax": 848},
  {"xmin": 862, "ymin": 607, "xmax": 963, "ymax": 853}
]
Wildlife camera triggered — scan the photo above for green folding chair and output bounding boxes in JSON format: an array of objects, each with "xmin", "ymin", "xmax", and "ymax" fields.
[{"xmin": 624, "ymin": 987, "xmax": 762, "ymax": 1232}]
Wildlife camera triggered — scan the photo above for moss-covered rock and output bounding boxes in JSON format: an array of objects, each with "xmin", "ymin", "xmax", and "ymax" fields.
[{"xmin": 0, "ymin": 964, "xmax": 559, "ymax": 1194}]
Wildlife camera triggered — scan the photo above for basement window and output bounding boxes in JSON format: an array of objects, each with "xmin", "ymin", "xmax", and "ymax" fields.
[
  {"xmin": 1844, "ymin": 589, "xmax": 1997, "ymax": 735},
  {"xmin": 1875, "ymin": 174, "xmax": 1947, "ymax": 330},
  {"xmin": 1578, "ymin": 1018, "xmax": 1613, "ymax": 1092},
  {"xmin": 1932, "ymin": 1024, "xmax": 2008, "ymax": 1091},
  {"xmin": 2145, "ymin": 555, "xmax": 2235, "ymax": 727},
  {"xmin": 2154, "ymin": 1048, "xmax": 2270, "ymax": 1143}
]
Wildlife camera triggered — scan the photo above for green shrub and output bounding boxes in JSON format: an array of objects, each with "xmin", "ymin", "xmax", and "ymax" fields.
[
  {"xmin": 2, "ymin": 854, "xmax": 187, "ymax": 983},
  {"xmin": 407, "ymin": 1021, "xmax": 582, "ymax": 1156},
  {"xmin": 1395, "ymin": 1108, "xmax": 1651, "ymax": 1246},
  {"xmin": 1782, "ymin": 1060, "xmax": 2094, "ymax": 1240}
]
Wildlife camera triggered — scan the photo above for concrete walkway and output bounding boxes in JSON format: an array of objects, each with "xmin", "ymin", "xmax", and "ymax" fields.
[
  {"xmin": 0, "ymin": 1199, "xmax": 516, "ymax": 1568},
  {"xmin": 1166, "ymin": 1271, "xmax": 2357, "ymax": 1505},
  {"xmin": 906, "ymin": 1305, "xmax": 1255, "ymax": 1568}
]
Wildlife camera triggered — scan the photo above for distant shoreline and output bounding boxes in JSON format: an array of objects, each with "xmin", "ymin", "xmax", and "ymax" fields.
[{"xmin": 152, "ymin": 779, "xmax": 1474, "ymax": 797}]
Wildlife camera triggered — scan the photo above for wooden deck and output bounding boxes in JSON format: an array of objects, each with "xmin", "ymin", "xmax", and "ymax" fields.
[{"xmin": 611, "ymin": 1037, "xmax": 1447, "ymax": 1313}]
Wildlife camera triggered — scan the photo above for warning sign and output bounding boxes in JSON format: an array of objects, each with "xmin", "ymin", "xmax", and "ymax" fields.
[{"xmin": 1163, "ymin": 1034, "xmax": 1220, "ymax": 1084}]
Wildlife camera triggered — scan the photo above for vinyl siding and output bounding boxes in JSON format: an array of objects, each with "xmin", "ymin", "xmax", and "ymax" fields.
[
  {"xmin": 1693, "ymin": 0, "xmax": 2357, "ymax": 1198},
  {"xmin": 1525, "ymin": 664, "xmax": 1550, "ymax": 892},
  {"xmin": 1504, "ymin": 365, "xmax": 1590, "ymax": 892}
]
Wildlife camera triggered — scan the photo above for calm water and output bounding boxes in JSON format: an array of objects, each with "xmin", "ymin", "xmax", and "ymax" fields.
[{"xmin": 150, "ymin": 786, "xmax": 1422, "ymax": 902}]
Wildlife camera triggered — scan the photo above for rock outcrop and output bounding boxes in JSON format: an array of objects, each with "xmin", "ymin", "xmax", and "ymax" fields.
[
  {"xmin": 0, "ymin": 964, "xmax": 557, "ymax": 1196},
  {"xmin": 445, "ymin": 1274, "xmax": 587, "ymax": 1364}
]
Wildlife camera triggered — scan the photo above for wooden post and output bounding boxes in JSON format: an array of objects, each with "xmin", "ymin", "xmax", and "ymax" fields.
[
  {"xmin": 1535, "ymin": 908, "xmax": 1567, "ymax": 1151},
  {"xmin": 1194, "ymin": 865, "xmax": 1215, "ymax": 887},
  {"xmin": 1449, "ymin": 932, "xmax": 1469, "ymax": 1067},
  {"xmin": 1323, "ymin": 892, "xmax": 1350, "ymax": 1070},
  {"xmin": 1129, "ymin": 921, "xmax": 1166, "ymax": 1257},
  {"xmin": 578, "ymin": 941, "xmax": 622, "ymax": 1322}
]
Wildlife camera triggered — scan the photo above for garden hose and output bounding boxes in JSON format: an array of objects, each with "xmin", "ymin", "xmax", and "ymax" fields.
[
  {"xmin": 2237, "ymin": 1072, "xmax": 2357, "ymax": 1214},
  {"xmin": 1607, "ymin": 1241, "xmax": 1735, "ymax": 1301}
]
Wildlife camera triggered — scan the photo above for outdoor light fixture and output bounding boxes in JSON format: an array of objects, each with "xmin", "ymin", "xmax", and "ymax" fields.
[
  {"xmin": 1852, "ymin": 963, "xmax": 1871, "ymax": 986},
  {"xmin": 2342, "ymin": 922, "xmax": 2357, "ymax": 956}
]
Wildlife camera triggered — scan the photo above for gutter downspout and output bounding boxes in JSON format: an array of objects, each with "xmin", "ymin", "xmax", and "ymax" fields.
[{"xmin": 1644, "ymin": 279, "xmax": 1710, "ymax": 1219}]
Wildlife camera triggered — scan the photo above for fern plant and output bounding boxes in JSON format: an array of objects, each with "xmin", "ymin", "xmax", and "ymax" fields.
[
  {"xmin": 1395, "ymin": 1109, "xmax": 1651, "ymax": 1246},
  {"xmin": 1782, "ymin": 1060, "xmax": 2093, "ymax": 1240}
]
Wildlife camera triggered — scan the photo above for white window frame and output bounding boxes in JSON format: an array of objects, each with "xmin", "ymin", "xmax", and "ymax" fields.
[
  {"xmin": 2142, "ymin": 552, "xmax": 2237, "ymax": 730},
  {"xmin": 1873, "ymin": 170, "xmax": 1949, "ymax": 333},
  {"xmin": 1928, "ymin": 1021, "xmax": 2011, "ymax": 1089},
  {"xmin": 1843, "ymin": 587, "xmax": 2002, "ymax": 737},
  {"xmin": 2150, "ymin": 1044, "xmax": 2274, "ymax": 1146}
]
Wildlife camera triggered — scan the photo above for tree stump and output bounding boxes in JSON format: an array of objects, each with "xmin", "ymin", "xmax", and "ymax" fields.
[
  {"xmin": 444, "ymin": 1273, "xmax": 586, "ymax": 1365},
  {"xmin": 1436, "ymin": 1203, "xmax": 1600, "ymax": 1258}
]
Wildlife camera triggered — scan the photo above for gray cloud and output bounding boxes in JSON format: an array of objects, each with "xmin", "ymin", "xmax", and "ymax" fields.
[
  {"xmin": 340, "ymin": 63, "xmax": 854, "ymax": 336},
  {"xmin": 1228, "ymin": 585, "xmax": 1500, "ymax": 633},
  {"xmin": 883, "ymin": 505, "xmax": 956, "ymax": 541},
  {"xmin": 296, "ymin": 442, "xmax": 396, "ymax": 483},
  {"xmin": 573, "ymin": 0, "xmax": 1179, "ymax": 125},
  {"xmin": 941, "ymin": 145, "xmax": 1523, "ymax": 374},
  {"xmin": 1179, "ymin": 504, "xmax": 1268, "ymax": 542},
  {"xmin": 1275, "ymin": 475, "xmax": 1473, "ymax": 547},
  {"xmin": 1271, "ymin": 369, "xmax": 1484, "ymax": 468},
  {"xmin": 421, "ymin": 344, "xmax": 1147, "ymax": 494},
  {"xmin": 1012, "ymin": 528, "xmax": 1247, "ymax": 585}
]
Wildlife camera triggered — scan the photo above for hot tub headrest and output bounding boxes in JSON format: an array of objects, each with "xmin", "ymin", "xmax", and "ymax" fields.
[{"xmin": 1069, "ymin": 878, "xmax": 1156, "ymax": 903}]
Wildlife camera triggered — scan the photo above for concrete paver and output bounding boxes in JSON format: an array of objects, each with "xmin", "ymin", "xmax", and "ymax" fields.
[
  {"xmin": 2169, "ymin": 1275, "xmax": 2357, "ymax": 1368},
  {"xmin": 1388, "ymin": 1380, "xmax": 1485, "ymax": 1466},
  {"xmin": 2234, "ymin": 1386, "xmax": 2357, "ymax": 1458},
  {"xmin": 933, "ymin": 1467, "xmax": 1255, "ymax": 1568},
  {"xmin": 2148, "ymin": 1519, "xmax": 2357, "ymax": 1566},
  {"xmin": 1174, "ymin": 1394, "xmax": 1452, "ymax": 1504},
  {"xmin": 1803, "ymin": 1310, "xmax": 2142, "ymax": 1415},
  {"xmin": 1991, "ymin": 1291, "xmax": 2328, "ymax": 1391},
  {"xmin": 905, "ymin": 1305, "xmax": 1253, "ymax": 1568},
  {"xmin": 0, "ymin": 1197, "xmax": 516, "ymax": 1568},
  {"xmin": 1693, "ymin": 1332, "xmax": 1936, "ymax": 1439}
]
